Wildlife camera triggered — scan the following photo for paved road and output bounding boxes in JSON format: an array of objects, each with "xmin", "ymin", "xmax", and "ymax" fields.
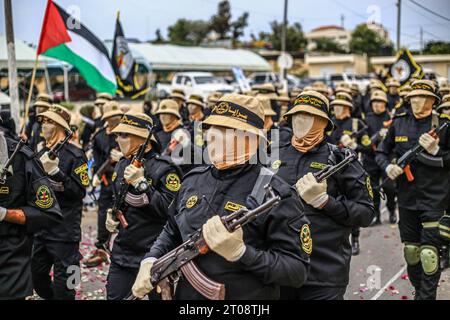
[{"xmin": 73, "ymin": 204, "xmax": 450, "ymax": 301}]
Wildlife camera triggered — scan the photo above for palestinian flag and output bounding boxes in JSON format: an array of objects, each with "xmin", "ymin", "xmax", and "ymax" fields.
[
  {"xmin": 389, "ymin": 49, "xmax": 423, "ymax": 86},
  {"xmin": 37, "ymin": 0, "xmax": 116, "ymax": 95}
]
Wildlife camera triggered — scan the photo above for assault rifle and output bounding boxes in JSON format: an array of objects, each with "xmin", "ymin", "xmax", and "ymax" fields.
[
  {"xmin": 0, "ymin": 139, "xmax": 26, "ymax": 184},
  {"xmin": 48, "ymin": 129, "xmax": 73, "ymax": 160}
]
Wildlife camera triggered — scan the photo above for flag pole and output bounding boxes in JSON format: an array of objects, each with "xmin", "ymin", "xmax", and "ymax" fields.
[{"xmin": 21, "ymin": 53, "xmax": 39, "ymax": 137}]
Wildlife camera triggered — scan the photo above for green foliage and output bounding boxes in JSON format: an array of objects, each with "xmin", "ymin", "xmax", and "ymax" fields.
[
  {"xmin": 168, "ymin": 19, "xmax": 210, "ymax": 46},
  {"xmin": 259, "ymin": 21, "xmax": 307, "ymax": 51},
  {"xmin": 423, "ymin": 41, "xmax": 450, "ymax": 54},
  {"xmin": 210, "ymin": 0, "xmax": 232, "ymax": 39},
  {"xmin": 349, "ymin": 24, "xmax": 386, "ymax": 56},
  {"xmin": 313, "ymin": 37, "xmax": 346, "ymax": 53}
]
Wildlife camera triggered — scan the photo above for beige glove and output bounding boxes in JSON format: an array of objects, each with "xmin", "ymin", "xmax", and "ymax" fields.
[
  {"xmin": 39, "ymin": 152, "xmax": 60, "ymax": 176},
  {"xmin": 110, "ymin": 149, "xmax": 123, "ymax": 163},
  {"xmin": 92, "ymin": 174, "xmax": 101, "ymax": 188},
  {"xmin": 132, "ymin": 258, "xmax": 155, "ymax": 299},
  {"xmin": 296, "ymin": 172, "xmax": 329, "ymax": 208},
  {"xmin": 419, "ymin": 133, "xmax": 440, "ymax": 155},
  {"xmin": 379, "ymin": 128, "xmax": 388, "ymax": 139},
  {"xmin": 124, "ymin": 164, "xmax": 146, "ymax": 188},
  {"xmin": 202, "ymin": 215, "xmax": 246, "ymax": 262},
  {"xmin": 105, "ymin": 209, "xmax": 119, "ymax": 233},
  {"xmin": 340, "ymin": 134, "xmax": 357, "ymax": 150},
  {"xmin": 85, "ymin": 149, "xmax": 94, "ymax": 161},
  {"xmin": 386, "ymin": 164, "xmax": 403, "ymax": 180}
]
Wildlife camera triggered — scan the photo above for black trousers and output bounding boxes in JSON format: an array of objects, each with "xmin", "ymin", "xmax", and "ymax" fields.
[
  {"xmin": 398, "ymin": 208, "xmax": 445, "ymax": 300},
  {"xmin": 367, "ymin": 167, "xmax": 396, "ymax": 219},
  {"xmin": 95, "ymin": 186, "xmax": 113, "ymax": 249},
  {"xmin": 106, "ymin": 261, "xmax": 161, "ymax": 300},
  {"xmin": 280, "ymin": 285, "xmax": 346, "ymax": 300},
  {"xmin": 31, "ymin": 239, "xmax": 81, "ymax": 300}
]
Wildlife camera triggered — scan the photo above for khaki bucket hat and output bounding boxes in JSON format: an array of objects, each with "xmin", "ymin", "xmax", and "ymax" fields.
[
  {"xmin": 253, "ymin": 83, "xmax": 279, "ymax": 100},
  {"xmin": 437, "ymin": 94, "xmax": 450, "ymax": 111},
  {"xmin": 406, "ymin": 80, "xmax": 441, "ymax": 103},
  {"xmin": 439, "ymin": 82, "xmax": 450, "ymax": 95},
  {"xmin": 370, "ymin": 90, "xmax": 388, "ymax": 103},
  {"xmin": 95, "ymin": 93, "xmax": 113, "ymax": 106},
  {"xmin": 169, "ymin": 89, "xmax": 186, "ymax": 101},
  {"xmin": 399, "ymin": 84, "xmax": 412, "ymax": 98},
  {"xmin": 35, "ymin": 93, "xmax": 53, "ymax": 104},
  {"xmin": 38, "ymin": 104, "xmax": 72, "ymax": 131},
  {"xmin": 386, "ymin": 79, "xmax": 401, "ymax": 87},
  {"xmin": 203, "ymin": 93, "xmax": 265, "ymax": 137},
  {"xmin": 284, "ymin": 90, "xmax": 334, "ymax": 131},
  {"xmin": 101, "ymin": 101, "xmax": 124, "ymax": 120},
  {"xmin": 257, "ymin": 96, "xmax": 277, "ymax": 117},
  {"xmin": 186, "ymin": 94, "xmax": 205, "ymax": 108},
  {"xmin": 330, "ymin": 92, "xmax": 354, "ymax": 108},
  {"xmin": 111, "ymin": 111, "xmax": 157, "ymax": 141},
  {"xmin": 207, "ymin": 91, "xmax": 223, "ymax": 104},
  {"xmin": 155, "ymin": 99, "xmax": 182, "ymax": 119}
]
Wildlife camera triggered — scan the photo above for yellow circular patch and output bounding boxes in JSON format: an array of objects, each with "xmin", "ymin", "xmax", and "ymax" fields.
[
  {"xmin": 361, "ymin": 135, "xmax": 371, "ymax": 147},
  {"xmin": 271, "ymin": 160, "xmax": 281, "ymax": 170},
  {"xmin": 35, "ymin": 185, "xmax": 54, "ymax": 209},
  {"xmin": 300, "ymin": 224, "xmax": 313, "ymax": 255},
  {"xmin": 186, "ymin": 195, "xmax": 198, "ymax": 209},
  {"xmin": 165, "ymin": 173, "xmax": 181, "ymax": 192}
]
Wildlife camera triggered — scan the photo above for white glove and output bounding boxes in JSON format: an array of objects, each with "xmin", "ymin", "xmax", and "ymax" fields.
[
  {"xmin": 105, "ymin": 208, "xmax": 119, "ymax": 233},
  {"xmin": 296, "ymin": 172, "xmax": 329, "ymax": 208},
  {"xmin": 92, "ymin": 174, "xmax": 101, "ymax": 188},
  {"xmin": 39, "ymin": 152, "xmax": 60, "ymax": 176},
  {"xmin": 202, "ymin": 215, "xmax": 246, "ymax": 262},
  {"xmin": 379, "ymin": 128, "xmax": 388, "ymax": 139},
  {"xmin": 132, "ymin": 258, "xmax": 156, "ymax": 299},
  {"xmin": 110, "ymin": 149, "xmax": 123, "ymax": 163},
  {"xmin": 386, "ymin": 164, "xmax": 403, "ymax": 180},
  {"xmin": 419, "ymin": 133, "xmax": 440, "ymax": 156},
  {"xmin": 340, "ymin": 134, "xmax": 357, "ymax": 150},
  {"xmin": 124, "ymin": 164, "xmax": 146, "ymax": 188},
  {"xmin": 85, "ymin": 149, "xmax": 94, "ymax": 160},
  {"xmin": 0, "ymin": 207, "xmax": 6, "ymax": 222}
]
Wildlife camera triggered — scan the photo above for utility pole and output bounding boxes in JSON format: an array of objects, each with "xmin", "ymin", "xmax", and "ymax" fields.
[
  {"xmin": 396, "ymin": 0, "xmax": 402, "ymax": 51},
  {"xmin": 280, "ymin": 0, "xmax": 288, "ymax": 88},
  {"xmin": 4, "ymin": 0, "xmax": 20, "ymax": 133},
  {"xmin": 341, "ymin": 14, "xmax": 345, "ymax": 29},
  {"xmin": 420, "ymin": 27, "xmax": 424, "ymax": 55}
]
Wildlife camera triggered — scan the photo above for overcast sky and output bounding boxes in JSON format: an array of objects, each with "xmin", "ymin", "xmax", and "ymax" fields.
[{"xmin": 1, "ymin": 0, "xmax": 449, "ymax": 50}]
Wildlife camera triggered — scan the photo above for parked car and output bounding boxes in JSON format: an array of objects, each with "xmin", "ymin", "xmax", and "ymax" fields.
[{"xmin": 52, "ymin": 82, "xmax": 96, "ymax": 102}]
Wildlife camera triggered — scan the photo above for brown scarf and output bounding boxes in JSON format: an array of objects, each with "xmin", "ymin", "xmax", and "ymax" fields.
[
  {"xmin": 189, "ymin": 110, "xmax": 204, "ymax": 122},
  {"xmin": 291, "ymin": 117, "xmax": 328, "ymax": 153},
  {"xmin": 413, "ymin": 102, "xmax": 433, "ymax": 119},
  {"xmin": 163, "ymin": 119, "xmax": 182, "ymax": 133}
]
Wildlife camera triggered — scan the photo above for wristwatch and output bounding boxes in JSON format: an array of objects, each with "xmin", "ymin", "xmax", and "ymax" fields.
[{"xmin": 136, "ymin": 179, "xmax": 149, "ymax": 193}]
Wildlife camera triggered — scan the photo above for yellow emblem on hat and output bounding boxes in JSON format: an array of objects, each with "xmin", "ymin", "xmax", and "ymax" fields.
[
  {"xmin": 35, "ymin": 185, "xmax": 54, "ymax": 209},
  {"xmin": 186, "ymin": 195, "xmax": 198, "ymax": 209},
  {"xmin": 165, "ymin": 173, "xmax": 181, "ymax": 192},
  {"xmin": 300, "ymin": 224, "xmax": 313, "ymax": 255}
]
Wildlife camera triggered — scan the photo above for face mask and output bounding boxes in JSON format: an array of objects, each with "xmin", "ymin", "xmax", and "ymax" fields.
[
  {"xmin": 292, "ymin": 113, "xmax": 315, "ymax": 139},
  {"xmin": 117, "ymin": 135, "xmax": 132, "ymax": 157},
  {"xmin": 264, "ymin": 116, "xmax": 274, "ymax": 131},
  {"xmin": 42, "ymin": 122, "xmax": 56, "ymax": 141},
  {"xmin": 410, "ymin": 96, "xmax": 434, "ymax": 119},
  {"xmin": 372, "ymin": 101, "xmax": 386, "ymax": 115},
  {"xmin": 160, "ymin": 114, "xmax": 175, "ymax": 126},
  {"xmin": 206, "ymin": 127, "xmax": 258, "ymax": 170},
  {"xmin": 333, "ymin": 106, "xmax": 344, "ymax": 118},
  {"xmin": 188, "ymin": 104, "xmax": 199, "ymax": 115}
]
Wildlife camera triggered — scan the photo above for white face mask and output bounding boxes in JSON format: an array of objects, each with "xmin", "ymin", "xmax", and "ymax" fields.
[
  {"xmin": 292, "ymin": 113, "xmax": 315, "ymax": 139},
  {"xmin": 410, "ymin": 96, "xmax": 427, "ymax": 115},
  {"xmin": 41, "ymin": 122, "xmax": 56, "ymax": 141},
  {"xmin": 333, "ymin": 106, "xmax": 344, "ymax": 118},
  {"xmin": 117, "ymin": 135, "xmax": 131, "ymax": 157}
]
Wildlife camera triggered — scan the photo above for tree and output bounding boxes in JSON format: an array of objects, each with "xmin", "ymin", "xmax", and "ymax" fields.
[
  {"xmin": 210, "ymin": 0, "xmax": 232, "ymax": 39},
  {"xmin": 231, "ymin": 12, "xmax": 249, "ymax": 46},
  {"xmin": 349, "ymin": 24, "xmax": 386, "ymax": 56},
  {"xmin": 259, "ymin": 21, "xmax": 307, "ymax": 51},
  {"xmin": 423, "ymin": 41, "xmax": 450, "ymax": 54},
  {"xmin": 313, "ymin": 37, "xmax": 346, "ymax": 53},
  {"xmin": 168, "ymin": 19, "xmax": 210, "ymax": 46},
  {"xmin": 152, "ymin": 29, "xmax": 164, "ymax": 44}
]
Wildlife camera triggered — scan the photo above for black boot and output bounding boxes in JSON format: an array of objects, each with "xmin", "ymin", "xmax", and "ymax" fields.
[
  {"xmin": 389, "ymin": 210, "xmax": 397, "ymax": 224},
  {"xmin": 351, "ymin": 236, "xmax": 360, "ymax": 256}
]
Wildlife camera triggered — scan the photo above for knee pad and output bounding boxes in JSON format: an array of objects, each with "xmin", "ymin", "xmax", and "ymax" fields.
[
  {"xmin": 404, "ymin": 243, "xmax": 420, "ymax": 266},
  {"xmin": 420, "ymin": 245, "xmax": 439, "ymax": 276}
]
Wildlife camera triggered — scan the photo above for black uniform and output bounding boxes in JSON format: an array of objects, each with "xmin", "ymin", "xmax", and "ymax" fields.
[
  {"xmin": 92, "ymin": 127, "xmax": 118, "ymax": 250},
  {"xmin": 376, "ymin": 112, "xmax": 450, "ymax": 300},
  {"xmin": 387, "ymin": 93, "xmax": 401, "ymax": 112},
  {"xmin": 351, "ymin": 93, "xmax": 363, "ymax": 119},
  {"xmin": 145, "ymin": 163, "xmax": 311, "ymax": 300},
  {"xmin": 0, "ymin": 137, "xmax": 62, "ymax": 300},
  {"xmin": 28, "ymin": 121, "xmax": 45, "ymax": 152},
  {"xmin": 359, "ymin": 111, "xmax": 397, "ymax": 222},
  {"xmin": 276, "ymin": 141, "xmax": 374, "ymax": 299},
  {"xmin": 32, "ymin": 143, "xmax": 88, "ymax": 300},
  {"xmin": 156, "ymin": 124, "xmax": 184, "ymax": 152},
  {"xmin": 106, "ymin": 150, "xmax": 180, "ymax": 300}
]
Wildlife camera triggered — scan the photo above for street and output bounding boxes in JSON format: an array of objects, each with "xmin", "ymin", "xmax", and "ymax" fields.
[{"xmin": 71, "ymin": 201, "xmax": 450, "ymax": 301}]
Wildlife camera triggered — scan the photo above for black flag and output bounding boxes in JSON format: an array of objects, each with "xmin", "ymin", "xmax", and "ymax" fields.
[
  {"xmin": 389, "ymin": 49, "xmax": 424, "ymax": 86},
  {"xmin": 112, "ymin": 12, "xmax": 146, "ymax": 98}
]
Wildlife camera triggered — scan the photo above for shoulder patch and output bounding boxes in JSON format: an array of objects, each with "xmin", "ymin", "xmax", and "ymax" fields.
[
  {"xmin": 300, "ymin": 224, "xmax": 313, "ymax": 255},
  {"xmin": 165, "ymin": 173, "xmax": 181, "ymax": 192},
  {"xmin": 440, "ymin": 113, "xmax": 450, "ymax": 121},
  {"xmin": 361, "ymin": 134, "xmax": 371, "ymax": 147},
  {"xmin": 74, "ymin": 163, "xmax": 89, "ymax": 187},
  {"xmin": 35, "ymin": 185, "xmax": 54, "ymax": 209},
  {"xmin": 366, "ymin": 176, "xmax": 374, "ymax": 199}
]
